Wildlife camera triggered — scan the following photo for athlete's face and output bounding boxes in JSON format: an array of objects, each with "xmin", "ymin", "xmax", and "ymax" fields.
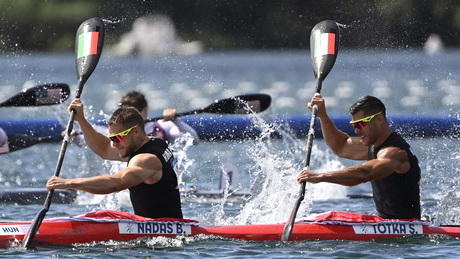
[
  {"xmin": 351, "ymin": 110, "xmax": 381, "ymax": 146},
  {"xmin": 108, "ymin": 123, "xmax": 138, "ymax": 158}
]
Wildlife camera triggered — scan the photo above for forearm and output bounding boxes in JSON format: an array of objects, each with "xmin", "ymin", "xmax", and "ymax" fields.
[
  {"xmin": 58, "ymin": 176, "xmax": 122, "ymax": 194},
  {"xmin": 315, "ymin": 166, "xmax": 371, "ymax": 187}
]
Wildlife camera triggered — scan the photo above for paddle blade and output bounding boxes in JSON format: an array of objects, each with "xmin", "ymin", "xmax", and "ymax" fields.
[
  {"xmin": 75, "ymin": 17, "xmax": 105, "ymax": 97},
  {"xmin": 22, "ymin": 207, "xmax": 48, "ymax": 247},
  {"xmin": 0, "ymin": 83, "xmax": 70, "ymax": 107},
  {"xmin": 310, "ymin": 20, "xmax": 340, "ymax": 88},
  {"xmin": 203, "ymin": 93, "xmax": 272, "ymax": 114}
]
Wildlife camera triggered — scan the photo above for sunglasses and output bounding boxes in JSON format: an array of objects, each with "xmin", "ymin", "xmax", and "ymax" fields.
[
  {"xmin": 108, "ymin": 124, "xmax": 139, "ymax": 143},
  {"xmin": 350, "ymin": 112, "xmax": 382, "ymax": 129}
]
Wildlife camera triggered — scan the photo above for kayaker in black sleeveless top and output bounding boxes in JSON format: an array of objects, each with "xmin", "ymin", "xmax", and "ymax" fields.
[
  {"xmin": 47, "ymin": 99, "xmax": 183, "ymax": 219},
  {"xmin": 297, "ymin": 95, "xmax": 421, "ymax": 219},
  {"xmin": 369, "ymin": 132, "xmax": 420, "ymax": 219},
  {"xmin": 129, "ymin": 138, "xmax": 183, "ymax": 218}
]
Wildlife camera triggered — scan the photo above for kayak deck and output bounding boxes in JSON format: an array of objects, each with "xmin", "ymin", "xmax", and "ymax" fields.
[{"xmin": 1, "ymin": 210, "xmax": 459, "ymax": 247}]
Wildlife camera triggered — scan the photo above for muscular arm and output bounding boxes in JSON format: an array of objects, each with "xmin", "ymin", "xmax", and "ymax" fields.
[
  {"xmin": 319, "ymin": 115, "xmax": 367, "ymax": 160},
  {"xmin": 47, "ymin": 153, "xmax": 163, "ymax": 193},
  {"xmin": 297, "ymin": 146, "xmax": 410, "ymax": 186},
  {"xmin": 69, "ymin": 98, "xmax": 124, "ymax": 161},
  {"xmin": 310, "ymin": 94, "xmax": 367, "ymax": 160}
]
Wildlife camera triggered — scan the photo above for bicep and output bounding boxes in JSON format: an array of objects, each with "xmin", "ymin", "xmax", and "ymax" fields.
[
  {"xmin": 335, "ymin": 137, "xmax": 368, "ymax": 160},
  {"xmin": 362, "ymin": 147, "xmax": 409, "ymax": 181},
  {"xmin": 117, "ymin": 154, "xmax": 163, "ymax": 188},
  {"xmin": 113, "ymin": 166, "xmax": 150, "ymax": 190}
]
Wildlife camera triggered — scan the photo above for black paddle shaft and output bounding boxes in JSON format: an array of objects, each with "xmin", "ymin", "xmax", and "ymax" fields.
[
  {"xmin": 22, "ymin": 17, "xmax": 106, "ymax": 248},
  {"xmin": 281, "ymin": 20, "xmax": 340, "ymax": 241}
]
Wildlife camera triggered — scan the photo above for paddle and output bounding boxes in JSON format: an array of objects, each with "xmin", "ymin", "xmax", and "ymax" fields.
[
  {"xmin": 0, "ymin": 83, "xmax": 70, "ymax": 107},
  {"xmin": 281, "ymin": 20, "xmax": 340, "ymax": 241},
  {"xmin": 3, "ymin": 134, "xmax": 62, "ymax": 154},
  {"xmin": 144, "ymin": 93, "xmax": 271, "ymax": 122},
  {"xmin": 22, "ymin": 17, "xmax": 106, "ymax": 248}
]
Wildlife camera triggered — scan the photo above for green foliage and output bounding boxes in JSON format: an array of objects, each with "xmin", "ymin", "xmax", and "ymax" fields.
[{"xmin": 1, "ymin": 0, "xmax": 460, "ymax": 52}]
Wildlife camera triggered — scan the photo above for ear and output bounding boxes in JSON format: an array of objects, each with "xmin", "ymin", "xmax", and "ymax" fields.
[
  {"xmin": 377, "ymin": 113, "xmax": 385, "ymax": 124},
  {"xmin": 134, "ymin": 125, "xmax": 141, "ymax": 135},
  {"xmin": 141, "ymin": 107, "xmax": 148, "ymax": 118}
]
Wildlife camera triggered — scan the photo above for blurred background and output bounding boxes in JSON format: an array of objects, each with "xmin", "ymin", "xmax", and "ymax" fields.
[
  {"xmin": 0, "ymin": 0, "xmax": 459, "ymax": 241},
  {"xmin": 1, "ymin": 0, "xmax": 459, "ymax": 53}
]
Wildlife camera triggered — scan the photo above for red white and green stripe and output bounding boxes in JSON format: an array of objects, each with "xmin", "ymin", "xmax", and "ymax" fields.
[
  {"xmin": 313, "ymin": 32, "xmax": 336, "ymax": 57},
  {"xmin": 77, "ymin": 31, "xmax": 99, "ymax": 59}
]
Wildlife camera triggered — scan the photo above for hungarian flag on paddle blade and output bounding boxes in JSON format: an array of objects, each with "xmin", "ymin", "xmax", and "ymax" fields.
[
  {"xmin": 314, "ymin": 33, "xmax": 336, "ymax": 57},
  {"xmin": 77, "ymin": 31, "xmax": 99, "ymax": 59}
]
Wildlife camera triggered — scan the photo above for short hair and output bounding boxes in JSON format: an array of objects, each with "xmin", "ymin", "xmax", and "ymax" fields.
[
  {"xmin": 119, "ymin": 91, "xmax": 147, "ymax": 112},
  {"xmin": 349, "ymin": 95, "xmax": 386, "ymax": 117},
  {"xmin": 108, "ymin": 107, "xmax": 145, "ymax": 133}
]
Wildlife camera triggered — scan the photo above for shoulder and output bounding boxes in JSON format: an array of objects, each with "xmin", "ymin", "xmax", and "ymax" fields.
[
  {"xmin": 376, "ymin": 146, "xmax": 409, "ymax": 162},
  {"xmin": 128, "ymin": 153, "xmax": 162, "ymax": 168}
]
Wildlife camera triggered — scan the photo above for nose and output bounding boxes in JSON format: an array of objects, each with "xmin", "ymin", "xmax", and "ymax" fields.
[{"xmin": 354, "ymin": 127, "xmax": 361, "ymax": 135}]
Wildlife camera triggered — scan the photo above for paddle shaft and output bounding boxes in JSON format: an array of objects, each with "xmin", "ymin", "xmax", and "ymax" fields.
[
  {"xmin": 51, "ymin": 79, "xmax": 86, "ymax": 181},
  {"xmin": 145, "ymin": 109, "xmax": 206, "ymax": 123},
  {"xmin": 144, "ymin": 93, "xmax": 271, "ymax": 123},
  {"xmin": 281, "ymin": 79, "xmax": 322, "ymax": 241}
]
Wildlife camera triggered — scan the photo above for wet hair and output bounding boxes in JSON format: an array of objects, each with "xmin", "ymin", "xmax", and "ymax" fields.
[
  {"xmin": 107, "ymin": 107, "xmax": 145, "ymax": 133},
  {"xmin": 349, "ymin": 95, "xmax": 386, "ymax": 118},
  {"xmin": 119, "ymin": 91, "xmax": 147, "ymax": 112}
]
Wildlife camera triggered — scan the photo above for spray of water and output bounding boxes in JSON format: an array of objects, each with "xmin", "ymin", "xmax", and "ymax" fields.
[
  {"xmin": 202, "ymin": 108, "xmax": 348, "ymax": 225},
  {"xmin": 170, "ymin": 133, "xmax": 197, "ymax": 187}
]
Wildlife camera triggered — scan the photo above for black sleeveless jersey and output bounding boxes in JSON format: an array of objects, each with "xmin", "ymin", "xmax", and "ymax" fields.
[
  {"xmin": 128, "ymin": 138, "xmax": 183, "ymax": 219},
  {"xmin": 368, "ymin": 132, "xmax": 421, "ymax": 219}
]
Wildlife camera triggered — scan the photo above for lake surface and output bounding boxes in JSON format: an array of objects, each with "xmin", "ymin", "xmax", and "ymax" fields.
[{"xmin": 0, "ymin": 49, "xmax": 459, "ymax": 257}]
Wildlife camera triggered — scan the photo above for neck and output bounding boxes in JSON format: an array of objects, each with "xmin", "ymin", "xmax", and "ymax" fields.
[
  {"xmin": 374, "ymin": 127, "xmax": 393, "ymax": 147},
  {"xmin": 140, "ymin": 136, "xmax": 150, "ymax": 146}
]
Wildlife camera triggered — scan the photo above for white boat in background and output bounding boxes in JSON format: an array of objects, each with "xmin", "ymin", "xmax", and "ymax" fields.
[
  {"xmin": 424, "ymin": 33, "xmax": 444, "ymax": 55},
  {"xmin": 108, "ymin": 14, "xmax": 203, "ymax": 57}
]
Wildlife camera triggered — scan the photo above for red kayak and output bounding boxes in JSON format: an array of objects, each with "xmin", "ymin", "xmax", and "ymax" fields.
[{"xmin": 1, "ymin": 210, "xmax": 459, "ymax": 247}]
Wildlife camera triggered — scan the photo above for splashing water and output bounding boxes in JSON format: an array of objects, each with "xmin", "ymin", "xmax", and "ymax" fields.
[
  {"xmin": 170, "ymin": 133, "xmax": 197, "ymax": 187},
  {"xmin": 202, "ymin": 111, "xmax": 348, "ymax": 226},
  {"xmin": 433, "ymin": 142, "xmax": 460, "ymax": 225}
]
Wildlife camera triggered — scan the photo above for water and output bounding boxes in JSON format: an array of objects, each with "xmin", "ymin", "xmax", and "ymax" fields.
[{"xmin": 0, "ymin": 49, "xmax": 459, "ymax": 257}]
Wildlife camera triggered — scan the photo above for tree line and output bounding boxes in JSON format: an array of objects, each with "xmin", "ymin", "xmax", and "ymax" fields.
[{"xmin": 1, "ymin": 0, "xmax": 459, "ymax": 52}]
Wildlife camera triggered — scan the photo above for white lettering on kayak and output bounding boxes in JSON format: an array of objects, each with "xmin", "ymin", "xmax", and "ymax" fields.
[
  {"xmin": 118, "ymin": 222, "xmax": 191, "ymax": 235},
  {"xmin": 353, "ymin": 223, "xmax": 423, "ymax": 235},
  {"xmin": 0, "ymin": 225, "xmax": 27, "ymax": 235}
]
